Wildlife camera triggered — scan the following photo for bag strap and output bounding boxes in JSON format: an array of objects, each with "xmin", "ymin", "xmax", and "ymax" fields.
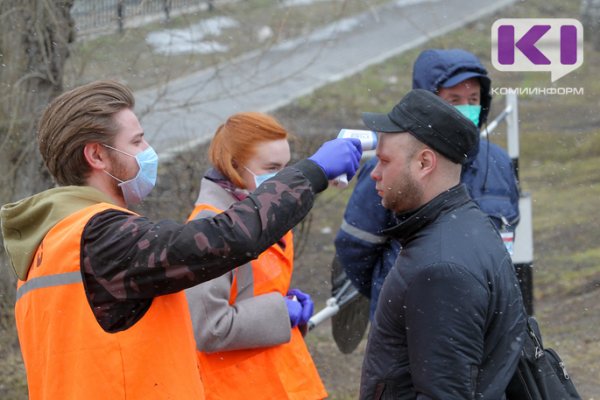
[
  {"xmin": 525, "ymin": 317, "xmax": 545, "ymax": 360},
  {"xmin": 524, "ymin": 316, "xmax": 573, "ymax": 382}
]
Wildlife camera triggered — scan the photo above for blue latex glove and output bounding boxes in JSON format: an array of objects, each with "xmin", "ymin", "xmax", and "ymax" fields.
[
  {"xmin": 287, "ymin": 288, "xmax": 314, "ymax": 326},
  {"xmin": 308, "ymin": 138, "xmax": 362, "ymax": 180},
  {"xmin": 285, "ymin": 296, "xmax": 303, "ymax": 327}
]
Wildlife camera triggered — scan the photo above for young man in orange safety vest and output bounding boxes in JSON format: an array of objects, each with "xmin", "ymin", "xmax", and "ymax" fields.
[{"xmin": 0, "ymin": 80, "xmax": 361, "ymax": 399}]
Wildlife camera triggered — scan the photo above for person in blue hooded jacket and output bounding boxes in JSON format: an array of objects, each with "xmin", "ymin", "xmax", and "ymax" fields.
[{"xmin": 334, "ymin": 49, "xmax": 520, "ymax": 319}]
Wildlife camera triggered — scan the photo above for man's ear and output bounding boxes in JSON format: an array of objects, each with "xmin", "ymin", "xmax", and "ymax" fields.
[
  {"xmin": 83, "ymin": 142, "xmax": 108, "ymax": 171},
  {"xmin": 416, "ymin": 148, "xmax": 437, "ymax": 177}
]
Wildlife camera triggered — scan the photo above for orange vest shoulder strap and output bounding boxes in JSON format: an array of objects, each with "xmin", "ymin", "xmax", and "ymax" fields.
[{"xmin": 188, "ymin": 203, "xmax": 223, "ymax": 222}]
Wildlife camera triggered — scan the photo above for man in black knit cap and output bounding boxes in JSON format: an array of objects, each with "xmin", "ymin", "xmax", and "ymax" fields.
[{"xmin": 359, "ymin": 89, "xmax": 525, "ymax": 400}]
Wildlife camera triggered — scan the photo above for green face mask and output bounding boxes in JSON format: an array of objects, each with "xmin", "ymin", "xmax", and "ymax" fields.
[{"xmin": 454, "ymin": 104, "xmax": 481, "ymax": 127}]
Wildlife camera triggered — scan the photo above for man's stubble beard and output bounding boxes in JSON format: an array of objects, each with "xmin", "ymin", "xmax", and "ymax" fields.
[{"xmin": 384, "ymin": 171, "xmax": 423, "ymax": 214}]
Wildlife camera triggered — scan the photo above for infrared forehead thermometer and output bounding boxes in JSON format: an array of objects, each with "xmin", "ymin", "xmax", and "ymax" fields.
[{"xmin": 332, "ymin": 129, "xmax": 378, "ymax": 189}]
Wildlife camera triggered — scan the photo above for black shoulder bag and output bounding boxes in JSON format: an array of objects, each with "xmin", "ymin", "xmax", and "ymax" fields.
[{"xmin": 505, "ymin": 316, "xmax": 582, "ymax": 400}]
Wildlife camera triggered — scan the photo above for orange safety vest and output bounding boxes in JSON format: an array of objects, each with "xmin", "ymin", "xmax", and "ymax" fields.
[
  {"xmin": 189, "ymin": 204, "xmax": 327, "ymax": 400},
  {"xmin": 15, "ymin": 203, "xmax": 204, "ymax": 400}
]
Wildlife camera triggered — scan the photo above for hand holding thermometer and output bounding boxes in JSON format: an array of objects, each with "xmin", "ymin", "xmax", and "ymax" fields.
[{"xmin": 332, "ymin": 129, "xmax": 378, "ymax": 188}]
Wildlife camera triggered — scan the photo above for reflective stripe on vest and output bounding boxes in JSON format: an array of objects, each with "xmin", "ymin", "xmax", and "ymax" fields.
[
  {"xmin": 16, "ymin": 271, "xmax": 81, "ymax": 301},
  {"xmin": 15, "ymin": 202, "xmax": 204, "ymax": 400},
  {"xmin": 187, "ymin": 202, "xmax": 327, "ymax": 400},
  {"xmin": 340, "ymin": 218, "xmax": 389, "ymax": 244}
]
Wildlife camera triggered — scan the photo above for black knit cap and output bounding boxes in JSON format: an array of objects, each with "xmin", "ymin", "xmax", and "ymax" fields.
[{"xmin": 361, "ymin": 89, "xmax": 478, "ymax": 164}]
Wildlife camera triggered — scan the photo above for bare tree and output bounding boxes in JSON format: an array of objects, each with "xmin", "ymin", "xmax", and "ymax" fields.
[
  {"xmin": 1, "ymin": 0, "xmax": 75, "ymax": 203},
  {"xmin": 1, "ymin": 2, "xmax": 74, "ymax": 398}
]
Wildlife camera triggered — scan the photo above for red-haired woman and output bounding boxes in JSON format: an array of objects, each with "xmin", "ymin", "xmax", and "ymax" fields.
[{"xmin": 185, "ymin": 112, "xmax": 327, "ymax": 400}]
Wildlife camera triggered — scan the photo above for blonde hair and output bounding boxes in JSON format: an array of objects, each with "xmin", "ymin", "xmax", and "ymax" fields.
[{"xmin": 209, "ymin": 112, "xmax": 289, "ymax": 188}]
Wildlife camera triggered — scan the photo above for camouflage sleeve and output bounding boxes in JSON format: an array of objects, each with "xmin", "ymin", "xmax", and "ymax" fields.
[{"xmin": 81, "ymin": 160, "xmax": 327, "ymax": 332}]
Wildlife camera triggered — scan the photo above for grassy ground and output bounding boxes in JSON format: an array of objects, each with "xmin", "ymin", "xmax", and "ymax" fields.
[
  {"xmin": 2, "ymin": 0, "xmax": 599, "ymax": 398},
  {"xmin": 64, "ymin": 0, "xmax": 390, "ymax": 91}
]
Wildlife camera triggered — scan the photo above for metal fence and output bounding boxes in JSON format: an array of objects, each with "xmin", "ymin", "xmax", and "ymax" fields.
[{"xmin": 72, "ymin": 0, "xmax": 216, "ymax": 37}]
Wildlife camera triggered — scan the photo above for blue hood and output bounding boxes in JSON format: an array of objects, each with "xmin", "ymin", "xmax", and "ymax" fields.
[{"xmin": 412, "ymin": 49, "xmax": 492, "ymax": 127}]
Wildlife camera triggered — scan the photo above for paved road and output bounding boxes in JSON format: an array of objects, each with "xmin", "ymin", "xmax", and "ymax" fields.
[{"xmin": 136, "ymin": 0, "xmax": 515, "ymax": 159}]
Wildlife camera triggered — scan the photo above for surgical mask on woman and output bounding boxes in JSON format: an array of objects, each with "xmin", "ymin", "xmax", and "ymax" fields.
[
  {"xmin": 103, "ymin": 144, "xmax": 159, "ymax": 206},
  {"xmin": 243, "ymin": 166, "xmax": 277, "ymax": 189}
]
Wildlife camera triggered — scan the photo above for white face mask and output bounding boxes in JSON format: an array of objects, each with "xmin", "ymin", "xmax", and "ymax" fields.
[
  {"xmin": 103, "ymin": 144, "xmax": 159, "ymax": 206},
  {"xmin": 243, "ymin": 165, "xmax": 278, "ymax": 189}
]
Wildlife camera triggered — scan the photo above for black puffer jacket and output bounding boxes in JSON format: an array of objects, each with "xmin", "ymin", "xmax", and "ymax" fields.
[{"xmin": 360, "ymin": 185, "xmax": 525, "ymax": 400}]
